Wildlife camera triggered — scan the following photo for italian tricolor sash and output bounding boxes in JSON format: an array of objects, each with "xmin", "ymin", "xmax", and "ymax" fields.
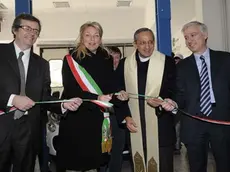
[
  {"xmin": 124, "ymin": 50, "xmax": 165, "ymax": 172},
  {"xmin": 0, "ymin": 107, "xmax": 17, "ymax": 115},
  {"xmin": 66, "ymin": 54, "xmax": 112, "ymax": 153}
]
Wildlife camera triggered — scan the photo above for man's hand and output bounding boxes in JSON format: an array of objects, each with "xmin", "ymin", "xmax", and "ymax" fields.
[
  {"xmin": 117, "ymin": 90, "xmax": 129, "ymax": 101},
  {"xmin": 12, "ymin": 95, "xmax": 35, "ymax": 111},
  {"xmin": 146, "ymin": 98, "xmax": 163, "ymax": 108},
  {"xmin": 161, "ymin": 98, "xmax": 177, "ymax": 111},
  {"xmin": 125, "ymin": 117, "xmax": 138, "ymax": 133},
  {"xmin": 63, "ymin": 98, "xmax": 82, "ymax": 111},
  {"xmin": 98, "ymin": 94, "xmax": 112, "ymax": 102}
]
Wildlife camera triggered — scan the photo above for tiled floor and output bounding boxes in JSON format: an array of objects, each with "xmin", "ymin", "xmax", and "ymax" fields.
[
  {"xmin": 121, "ymin": 145, "xmax": 216, "ymax": 172},
  {"xmin": 35, "ymin": 146, "xmax": 216, "ymax": 172},
  {"xmin": 173, "ymin": 146, "xmax": 215, "ymax": 172}
]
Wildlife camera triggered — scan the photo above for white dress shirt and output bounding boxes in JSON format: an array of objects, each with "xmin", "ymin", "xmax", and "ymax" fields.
[
  {"xmin": 7, "ymin": 42, "xmax": 31, "ymax": 107},
  {"xmin": 194, "ymin": 48, "xmax": 216, "ymax": 103},
  {"xmin": 8, "ymin": 42, "xmax": 67, "ymax": 113}
]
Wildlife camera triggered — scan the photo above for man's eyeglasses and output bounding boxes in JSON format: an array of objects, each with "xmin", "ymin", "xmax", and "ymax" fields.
[{"xmin": 18, "ymin": 25, "xmax": 40, "ymax": 35}]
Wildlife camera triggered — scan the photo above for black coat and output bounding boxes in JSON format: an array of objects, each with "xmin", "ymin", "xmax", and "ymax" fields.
[
  {"xmin": 57, "ymin": 47, "xmax": 122, "ymax": 170},
  {"xmin": 0, "ymin": 42, "xmax": 61, "ymax": 152},
  {"xmin": 176, "ymin": 49, "xmax": 230, "ymax": 144}
]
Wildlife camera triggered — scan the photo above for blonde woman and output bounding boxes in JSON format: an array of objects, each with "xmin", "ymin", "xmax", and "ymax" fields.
[{"xmin": 56, "ymin": 22, "xmax": 128, "ymax": 172}]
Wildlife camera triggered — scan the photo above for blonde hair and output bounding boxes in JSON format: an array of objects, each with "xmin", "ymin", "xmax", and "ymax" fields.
[{"xmin": 73, "ymin": 21, "xmax": 103, "ymax": 59}]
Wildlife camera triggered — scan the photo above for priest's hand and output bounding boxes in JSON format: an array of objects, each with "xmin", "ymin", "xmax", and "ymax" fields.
[
  {"xmin": 161, "ymin": 98, "xmax": 177, "ymax": 112},
  {"xmin": 117, "ymin": 90, "xmax": 129, "ymax": 101},
  {"xmin": 125, "ymin": 117, "xmax": 138, "ymax": 133},
  {"xmin": 146, "ymin": 98, "xmax": 163, "ymax": 108},
  {"xmin": 63, "ymin": 98, "xmax": 82, "ymax": 111},
  {"xmin": 98, "ymin": 94, "xmax": 112, "ymax": 102}
]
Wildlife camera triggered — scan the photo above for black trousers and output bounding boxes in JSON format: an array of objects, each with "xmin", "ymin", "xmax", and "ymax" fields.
[
  {"xmin": 0, "ymin": 116, "xmax": 37, "ymax": 172},
  {"xmin": 108, "ymin": 115, "xmax": 126, "ymax": 172},
  {"xmin": 185, "ymin": 123, "xmax": 230, "ymax": 172},
  {"xmin": 159, "ymin": 146, "xmax": 174, "ymax": 172}
]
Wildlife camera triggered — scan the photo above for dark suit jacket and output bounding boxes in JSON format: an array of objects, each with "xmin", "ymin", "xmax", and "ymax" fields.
[
  {"xmin": 176, "ymin": 49, "xmax": 230, "ymax": 144},
  {"xmin": 116, "ymin": 52, "xmax": 176, "ymax": 147},
  {"xmin": 0, "ymin": 42, "xmax": 61, "ymax": 151}
]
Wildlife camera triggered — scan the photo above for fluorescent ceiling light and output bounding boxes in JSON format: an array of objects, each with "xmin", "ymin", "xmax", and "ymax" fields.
[
  {"xmin": 117, "ymin": 0, "xmax": 132, "ymax": 7},
  {"xmin": 53, "ymin": 1, "xmax": 70, "ymax": 8}
]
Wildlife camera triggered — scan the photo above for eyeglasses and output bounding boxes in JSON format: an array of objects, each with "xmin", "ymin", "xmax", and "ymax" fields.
[
  {"xmin": 18, "ymin": 25, "xmax": 40, "ymax": 35},
  {"xmin": 136, "ymin": 40, "xmax": 154, "ymax": 46}
]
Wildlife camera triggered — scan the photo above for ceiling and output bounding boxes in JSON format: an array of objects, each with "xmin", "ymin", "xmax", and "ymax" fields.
[
  {"xmin": 0, "ymin": 0, "xmax": 195, "ymax": 37},
  {"xmin": 0, "ymin": 0, "xmax": 146, "ymax": 10}
]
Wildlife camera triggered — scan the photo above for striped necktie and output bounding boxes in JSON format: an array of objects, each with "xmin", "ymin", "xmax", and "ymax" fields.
[{"xmin": 200, "ymin": 55, "xmax": 212, "ymax": 116}]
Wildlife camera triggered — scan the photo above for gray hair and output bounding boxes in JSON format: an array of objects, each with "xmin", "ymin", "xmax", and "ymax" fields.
[
  {"xmin": 182, "ymin": 21, "xmax": 208, "ymax": 34},
  {"xmin": 134, "ymin": 27, "xmax": 155, "ymax": 42}
]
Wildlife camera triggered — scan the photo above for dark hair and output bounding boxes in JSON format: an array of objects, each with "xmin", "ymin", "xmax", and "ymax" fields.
[
  {"xmin": 134, "ymin": 27, "xmax": 155, "ymax": 42},
  {"xmin": 12, "ymin": 13, "xmax": 41, "ymax": 35},
  {"xmin": 108, "ymin": 46, "xmax": 122, "ymax": 58}
]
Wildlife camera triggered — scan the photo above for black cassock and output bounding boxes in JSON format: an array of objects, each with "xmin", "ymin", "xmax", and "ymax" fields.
[{"xmin": 116, "ymin": 51, "xmax": 176, "ymax": 172}]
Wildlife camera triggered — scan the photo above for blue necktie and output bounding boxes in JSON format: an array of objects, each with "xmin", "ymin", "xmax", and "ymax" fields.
[{"xmin": 200, "ymin": 55, "xmax": 212, "ymax": 116}]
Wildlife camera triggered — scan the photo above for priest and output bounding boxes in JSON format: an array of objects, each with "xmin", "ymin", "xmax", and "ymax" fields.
[{"xmin": 115, "ymin": 27, "xmax": 177, "ymax": 172}]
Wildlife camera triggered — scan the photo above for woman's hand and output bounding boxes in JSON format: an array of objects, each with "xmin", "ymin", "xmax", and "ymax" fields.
[
  {"xmin": 98, "ymin": 94, "xmax": 112, "ymax": 102},
  {"xmin": 117, "ymin": 90, "xmax": 129, "ymax": 101}
]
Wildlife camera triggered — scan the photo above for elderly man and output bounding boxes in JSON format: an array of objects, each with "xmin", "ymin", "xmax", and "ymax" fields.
[
  {"xmin": 176, "ymin": 21, "xmax": 230, "ymax": 172},
  {"xmin": 116, "ymin": 27, "xmax": 176, "ymax": 172}
]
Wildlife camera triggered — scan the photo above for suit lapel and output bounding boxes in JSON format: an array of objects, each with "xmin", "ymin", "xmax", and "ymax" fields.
[
  {"xmin": 26, "ymin": 52, "xmax": 39, "ymax": 88},
  {"xmin": 210, "ymin": 49, "xmax": 221, "ymax": 83},
  {"xmin": 7, "ymin": 42, "xmax": 20, "ymax": 79},
  {"xmin": 188, "ymin": 54, "xmax": 200, "ymax": 84},
  {"xmin": 188, "ymin": 54, "xmax": 201, "ymax": 95}
]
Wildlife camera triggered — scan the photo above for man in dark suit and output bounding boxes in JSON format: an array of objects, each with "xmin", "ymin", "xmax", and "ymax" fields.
[
  {"xmin": 116, "ymin": 27, "xmax": 176, "ymax": 172},
  {"xmin": 0, "ymin": 13, "xmax": 82, "ymax": 172},
  {"xmin": 176, "ymin": 21, "xmax": 230, "ymax": 172}
]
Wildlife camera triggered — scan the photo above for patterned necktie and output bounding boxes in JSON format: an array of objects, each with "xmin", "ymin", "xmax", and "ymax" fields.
[
  {"xmin": 200, "ymin": 55, "xmax": 212, "ymax": 116},
  {"xmin": 14, "ymin": 51, "xmax": 26, "ymax": 120}
]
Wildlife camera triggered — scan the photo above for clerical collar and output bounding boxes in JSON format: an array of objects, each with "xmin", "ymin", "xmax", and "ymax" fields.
[{"xmin": 138, "ymin": 53, "xmax": 150, "ymax": 62}]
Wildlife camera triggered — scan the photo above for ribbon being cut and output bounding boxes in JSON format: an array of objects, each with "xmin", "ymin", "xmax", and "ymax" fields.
[
  {"xmin": 0, "ymin": 99, "xmax": 113, "ymax": 115},
  {"xmin": 127, "ymin": 93, "xmax": 230, "ymax": 126},
  {"xmin": 66, "ymin": 54, "xmax": 112, "ymax": 153}
]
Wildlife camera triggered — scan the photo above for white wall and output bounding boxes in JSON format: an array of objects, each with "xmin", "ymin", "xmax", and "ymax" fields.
[
  {"xmin": 171, "ymin": 0, "xmax": 195, "ymax": 57},
  {"xmin": 171, "ymin": 0, "xmax": 195, "ymax": 34},
  {"xmin": 34, "ymin": 7, "xmax": 145, "ymax": 42},
  {"xmin": 171, "ymin": 0, "xmax": 230, "ymax": 56},
  {"xmin": 0, "ymin": 7, "xmax": 145, "ymax": 44},
  {"xmin": 0, "ymin": 11, "xmax": 15, "ymax": 40},
  {"xmin": 196, "ymin": 0, "xmax": 229, "ymax": 51},
  {"xmin": 144, "ymin": 0, "xmax": 155, "ymax": 30}
]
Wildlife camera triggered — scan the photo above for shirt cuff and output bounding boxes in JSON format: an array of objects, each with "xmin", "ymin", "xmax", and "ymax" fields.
[
  {"xmin": 61, "ymin": 102, "xmax": 67, "ymax": 114},
  {"xmin": 172, "ymin": 101, "xmax": 178, "ymax": 114},
  {"xmin": 7, "ymin": 94, "xmax": 16, "ymax": 107}
]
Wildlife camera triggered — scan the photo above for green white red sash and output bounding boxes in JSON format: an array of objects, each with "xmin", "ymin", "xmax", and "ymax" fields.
[
  {"xmin": 66, "ymin": 54, "xmax": 112, "ymax": 153},
  {"xmin": 0, "ymin": 107, "xmax": 17, "ymax": 115}
]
